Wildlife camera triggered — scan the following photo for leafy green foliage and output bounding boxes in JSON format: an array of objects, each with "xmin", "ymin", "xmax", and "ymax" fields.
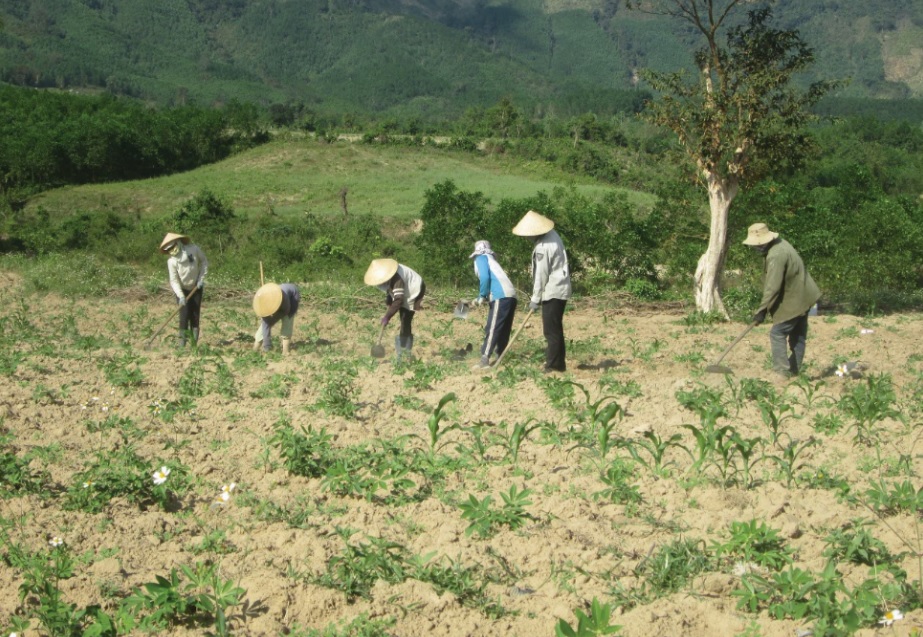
[
  {"xmin": 459, "ymin": 485, "xmax": 533, "ymax": 539},
  {"xmin": 556, "ymin": 598, "xmax": 622, "ymax": 636}
]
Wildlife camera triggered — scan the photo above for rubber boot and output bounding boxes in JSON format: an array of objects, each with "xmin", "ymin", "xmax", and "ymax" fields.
[
  {"xmin": 281, "ymin": 337, "xmax": 291, "ymax": 356},
  {"xmin": 403, "ymin": 335, "xmax": 415, "ymax": 362},
  {"xmin": 252, "ymin": 340, "xmax": 261, "ymax": 352},
  {"xmin": 192, "ymin": 328, "xmax": 199, "ymax": 346},
  {"xmin": 178, "ymin": 330, "xmax": 187, "ymax": 348}
]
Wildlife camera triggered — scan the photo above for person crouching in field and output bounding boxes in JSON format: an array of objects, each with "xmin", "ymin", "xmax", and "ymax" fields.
[
  {"xmin": 160, "ymin": 232, "xmax": 208, "ymax": 347},
  {"xmin": 470, "ymin": 240, "xmax": 517, "ymax": 369},
  {"xmin": 365, "ymin": 258, "xmax": 425, "ymax": 363},
  {"xmin": 253, "ymin": 283, "xmax": 300, "ymax": 355},
  {"xmin": 744, "ymin": 222, "xmax": 821, "ymax": 380},
  {"xmin": 513, "ymin": 211, "xmax": 571, "ymax": 373}
]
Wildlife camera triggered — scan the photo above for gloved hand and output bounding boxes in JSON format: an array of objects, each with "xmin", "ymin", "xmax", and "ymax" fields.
[
  {"xmin": 177, "ymin": 296, "xmax": 186, "ymax": 306},
  {"xmin": 473, "ymin": 297, "xmax": 485, "ymax": 307},
  {"xmin": 752, "ymin": 309, "xmax": 767, "ymax": 325},
  {"xmin": 529, "ymin": 301, "xmax": 540, "ymax": 312},
  {"xmin": 197, "ymin": 281, "xmax": 205, "ymax": 290},
  {"xmin": 380, "ymin": 315, "xmax": 390, "ymax": 327}
]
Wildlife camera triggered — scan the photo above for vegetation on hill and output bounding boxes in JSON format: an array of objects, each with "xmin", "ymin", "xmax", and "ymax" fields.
[{"xmin": 0, "ymin": 0, "xmax": 920, "ymax": 117}]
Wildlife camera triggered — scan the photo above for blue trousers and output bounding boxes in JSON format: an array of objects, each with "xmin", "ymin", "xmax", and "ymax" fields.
[{"xmin": 770, "ymin": 312, "xmax": 809, "ymax": 375}]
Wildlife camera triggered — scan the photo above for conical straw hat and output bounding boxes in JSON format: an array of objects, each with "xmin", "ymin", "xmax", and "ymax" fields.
[
  {"xmin": 159, "ymin": 232, "xmax": 190, "ymax": 252},
  {"xmin": 512, "ymin": 210, "xmax": 554, "ymax": 237},
  {"xmin": 253, "ymin": 283, "xmax": 284, "ymax": 317},
  {"xmin": 364, "ymin": 258, "xmax": 399, "ymax": 286},
  {"xmin": 742, "ymin": 223, "xmax": 779, "ymax": 246}
]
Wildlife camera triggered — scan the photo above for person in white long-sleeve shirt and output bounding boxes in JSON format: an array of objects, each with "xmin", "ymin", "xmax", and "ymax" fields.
[
  {"xmin": 512, "ymin": 211, "xmax": 571, "ymax": 372},
  {"xmin": 160, "ymin": 232, "xmax": 208, "ymax": 346}
]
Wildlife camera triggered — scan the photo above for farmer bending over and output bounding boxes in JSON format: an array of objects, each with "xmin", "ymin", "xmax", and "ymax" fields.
[
  {"xmin": 365, "ymin": 258, "xmax": 425, "ymax": 363},
  {"xmin": 253, "ymin": 283, "xmax": 300, "ymax": 355}
]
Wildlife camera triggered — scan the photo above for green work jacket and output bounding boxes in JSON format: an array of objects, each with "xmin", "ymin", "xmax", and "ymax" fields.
[{"xmin": 758, "ymin": 239, "xmax": 821, "ymax": 324}]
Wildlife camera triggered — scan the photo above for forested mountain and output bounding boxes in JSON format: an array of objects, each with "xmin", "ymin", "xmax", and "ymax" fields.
[{"xmin": 0, "ymin": 0, "xmax": 920, "ymax": 117}]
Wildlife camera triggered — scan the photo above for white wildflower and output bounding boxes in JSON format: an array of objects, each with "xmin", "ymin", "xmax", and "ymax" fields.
[
  {"xmin": 879, "ymin": 609, "xmax": 903, "ymax": 626},
  {"xmin": 49, "ymin": 536, "xmax": 63, "ymax": 547},
  {"xmin": 152, "ymin": 466, "xmax": 171, "ymax": 486}
]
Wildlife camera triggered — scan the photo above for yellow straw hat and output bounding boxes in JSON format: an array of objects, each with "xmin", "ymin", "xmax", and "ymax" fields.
[
  {"xmin": 742, "ymin": 223, "xmax": 779, "ymax": 246},
  {"xmin": 253, "ymin": 283, "xmax": 284, "ymax": 317},
  {"xmin": 512, "ymin": 210, "xmax": 554, "ymax": 237},
  {"xmin": 364, "ymin": 258, "xmax": 399, "ymax": 286},
  {"xmin": 159, "ymin": 232, "xmax": 190, "ymax": 253}
]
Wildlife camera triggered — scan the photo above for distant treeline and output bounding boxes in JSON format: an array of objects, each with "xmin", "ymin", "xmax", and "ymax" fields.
[{"xmin": 0, "ymin": 85, "xmax": 266, "ymax": 198}]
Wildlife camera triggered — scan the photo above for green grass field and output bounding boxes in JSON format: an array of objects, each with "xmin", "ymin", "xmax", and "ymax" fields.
[{"xmin": 26, "ymin": 136, "xmax": 656, "ymax": 221}]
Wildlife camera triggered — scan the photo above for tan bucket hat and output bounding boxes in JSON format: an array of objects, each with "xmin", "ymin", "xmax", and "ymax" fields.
[
  {"xmin": 253, "ymin": 283, "xmax": 284, "ymax": 317},
  {"xmin": 159, "ymin": 232, "xmax": 190, "ymax": 253},
  {"xmin": 742, "ymin": 223, "xmax": 779, "ymax": 246},
  {"xmin": 512, "ymin": 210, "xmax": 554, "ymax": 237},
  {"xmin": 364, "ymin": 258, "xmax": 399, "ymax": 286}
]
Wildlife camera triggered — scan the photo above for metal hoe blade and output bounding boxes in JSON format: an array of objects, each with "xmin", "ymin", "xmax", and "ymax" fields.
[
  {"xmin": 370, "ymin": 325, "xmax": 386, "ymax": 358},
  {"xmin": 453, "ymin": 301, "xmax": 469, "ymax": 320}
]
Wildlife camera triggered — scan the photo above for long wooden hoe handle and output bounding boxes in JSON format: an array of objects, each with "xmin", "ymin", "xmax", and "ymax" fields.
[
  {"xmin": 491, "ymin": 308, "xmax": 534, "ymax": 371},
  {"xmin": 145, "ymin": 287, "xmax": 199, "ymax": 347}
]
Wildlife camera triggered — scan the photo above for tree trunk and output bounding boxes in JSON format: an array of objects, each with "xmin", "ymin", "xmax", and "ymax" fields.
[{"xmin": 693, "ymin": 172, "xmax": 738, "ymax": 316}]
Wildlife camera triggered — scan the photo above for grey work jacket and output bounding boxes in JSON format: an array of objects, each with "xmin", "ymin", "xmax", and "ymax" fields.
[{"xmin": 530, "ymin": 229, "xmax": 572, "ymax": 304}]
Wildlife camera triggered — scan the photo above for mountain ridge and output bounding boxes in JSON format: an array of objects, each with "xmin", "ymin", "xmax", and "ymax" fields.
[{"xmin": 0, "ymin": 0, "xmax": 920, "ymax": 116}]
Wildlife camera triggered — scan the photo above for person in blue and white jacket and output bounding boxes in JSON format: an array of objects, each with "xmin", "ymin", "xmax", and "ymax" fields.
[{"xmin": 470, "ymin": 240, "xmax": 517, "ymax": 369}]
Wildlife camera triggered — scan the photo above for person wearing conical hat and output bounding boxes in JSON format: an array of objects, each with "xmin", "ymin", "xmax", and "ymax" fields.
[
  {"xmin": 160, "ymin": 233, "xmax": 208, "ymax": 347},
  {"xmin": 743, "ymin": 222, "xmax": 821, "ymax": 380},
  {"xmin": 364, "ymin": 258, "xmax": 425, "ymax": 363},
  {"xmin": 513, "ymin": 210, "xmax": 571, "ymax": 373},
  {"xmin": 253, "ymin": 283, "xmax": 300, "ymax": 355},
  {"xmin": 469, "ymin": 240, "xmax": 517, "ymax": 369}
]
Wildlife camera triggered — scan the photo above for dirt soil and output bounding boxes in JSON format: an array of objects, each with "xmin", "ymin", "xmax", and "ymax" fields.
[{"xmin": 1, "ymin": 282, "xmax": 923, "ymax": 637}]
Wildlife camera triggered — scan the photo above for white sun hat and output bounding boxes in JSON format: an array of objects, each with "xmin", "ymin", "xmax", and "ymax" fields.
[
  {"xmin": 742, "ymin": 223, "xmax": 779, "ymax": 246},
  {"xmin": 364, "ymin": 258, "xmax": 399, "ymax": 286},
  {"xmin": 512, "ymin": 210, "xmax": 554, "ymax": 237}
]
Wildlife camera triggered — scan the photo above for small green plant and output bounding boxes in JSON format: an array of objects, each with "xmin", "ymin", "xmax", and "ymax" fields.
[
  {"xmin": 838, "ymin": 373, "xmax": 903, "ymax": 445},
  {"xmin": 413, "ymin": 393, "xmax": 460, "ymax": 462},
  {"xmin": 287, "ymin": 614, "xmax": 396, "ymax": 637},
  {"xmin": 314, "ymin": 368, "xmax": 359, "ymax": 418},
  {"xmin": 593, "ymin": 457, "xmax": 642, "ymax": 505},
  {"xmin": 616, "ymin": 429, "xmax": 685, "ymax": 477},
  {"xmin": 98, "ymin": 350, "xmax": 146, "ymax": 392},
  {"xmin": 65, "ymin": 448, "xmax": 190, "ymax": 513},
  {"xmin": 712, "ymin": 520, "xmax": 793, "ymax": 570},
  {"xmin": 556, "ymin": 598, "xmax": 622, "ymax": 636},
  {"xmin": 459, "ymin": 485, "xmax": 533, "ymax": 539},
  {"xmin": 250, "ymin": 372, "xmax": 299, "ymax": 398},
  {"xmin": 123, "ymin": 561, "xmax": 246, "ymax": 635},
  {"xmin": 402, "ymin": 360, "xmax": 446, "ymax": 390},
  {"xmin": 767, "ymin": 436, "xmax": 819, "ymax": 488},
  {"xmin": 270, "ymin": 415, "xmax": 334, "ymax": 478},
  {"xmin": 823, "ymin": 523, "xmax": 898, "ymax": 566},
  {"xmin": 313, "ymin": 530, "xmax": 411, "ymax": 600}
]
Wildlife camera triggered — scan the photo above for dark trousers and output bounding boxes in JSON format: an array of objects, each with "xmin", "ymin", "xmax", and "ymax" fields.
[
  {"xmin": 770, "ymin": 312, "xmax": 809, "ymax": 375},
  {"xmin": 179, "ymin": 287, "xmax": 203, "ymax": 331},
  {"xmin": 482, "ymin": 297, "xmax": 517, "ymax": 359},
  {"xmin": 541, "ymin": 298, "xmax": 567, "ymax": 371}
]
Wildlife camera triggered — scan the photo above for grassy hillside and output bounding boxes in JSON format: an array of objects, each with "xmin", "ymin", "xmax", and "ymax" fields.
[
  {"xmin": 25, "ymin": 135, "xmax": 654, "ymax": 220},
  {"xmin": 0, "ymin": 0, "xmax": 920, "ymax": 116}
]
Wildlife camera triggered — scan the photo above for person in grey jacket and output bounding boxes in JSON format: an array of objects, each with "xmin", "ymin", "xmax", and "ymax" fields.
[
  {"xmin": 160, "ymin": 232, "xmax": 208, "ymax": 346},
  {"xmin": 513, "ymin": 210, "xmax": 572, "ymax": 372},
  {"xmin": 743, "ymin": 222, "xmax": 821, "ymax": 379},
  {"xmin": 252, "ymin": 283, "xmax": 300, "ymax": 355}
]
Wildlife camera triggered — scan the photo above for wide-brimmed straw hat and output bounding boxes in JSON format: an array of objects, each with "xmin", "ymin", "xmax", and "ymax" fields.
[
  {"xmin": 512, "ymin": 210, "xmax": 554, "ymax": 237},
  {"xmin": 159, "ymin": 232, "xmax": 190, "ymax": 253},
  {"xmin": 742, "ymin": 223, "xmax": 779, "ymax": 246},
  {"xmin": 253, "ymin": 283, "xmax": 283, "ymax": 317},
  {"xmin": 364, "ymin": 258, "xmax": 399, "ymax": 286}
]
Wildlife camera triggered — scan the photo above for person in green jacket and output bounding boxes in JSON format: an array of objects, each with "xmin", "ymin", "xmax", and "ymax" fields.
[{"xmin": 744, "ymin": 223, "xmax": 821, "ymax": 379}]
